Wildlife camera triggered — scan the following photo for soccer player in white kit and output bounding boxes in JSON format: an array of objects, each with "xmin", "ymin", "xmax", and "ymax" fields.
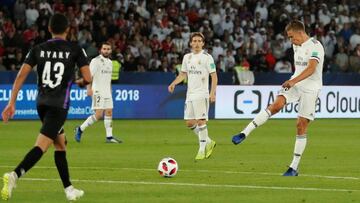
[
  {"xmin": 232, "ymin": 20, "xmax": 324, "ymax": 176},
  {"xmin": 168, "ymin": 32, "xmax": 218, "ymax": 160},
  {"xmin": 75, "ymin": 42, "xmax": 122, "ymax": 143}
]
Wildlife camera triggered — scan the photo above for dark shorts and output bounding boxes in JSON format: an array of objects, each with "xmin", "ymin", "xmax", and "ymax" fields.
[{"xmin": 37, "ymin": 105, "xmax": 68, "ymax": 140}]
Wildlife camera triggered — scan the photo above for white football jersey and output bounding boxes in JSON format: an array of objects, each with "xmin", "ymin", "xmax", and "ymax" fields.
[
  {"xmin": 90, "ymin": 55, "xmax": 113, "ymax": 97},
  {"xmin": 291, "ymin": 37, "xmax": 324, "ymax": 90},
  {"xmin": 181, "ymin": 50, "xmax": 216, "ymax": 101}
]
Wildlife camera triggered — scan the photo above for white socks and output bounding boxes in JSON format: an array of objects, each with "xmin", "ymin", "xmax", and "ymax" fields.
[
  {"xmin": 190, "ymin": 124, "xmax": 200, "ymax": 138},
  {"xmin": 80, "ymin": 115, "xmax": 97, "ymax": 131},
  {"xmin": 242, "ymin": 109, "xmax": 271, "ymax": 136},
  {"xmin": 197, "ymin": 125, "xmax": 209, "ymax": 152},
  {"xmin": 80, "ymin": 114, "xmax": 113, "ymax": 138},
  {"xmin": 241, "ymin": 108, "xmax": 308, "ymax": 171},
  {"xmin": 289, "ymin": 135, "xmax": 307, "ymax": 170},
  {"xmin": 104, "ymin": 116, "xmax": 113, "ymax": 138},
  {"xmin": 190, "ymin": 124, "xmax": 211, "ymax": 143}
]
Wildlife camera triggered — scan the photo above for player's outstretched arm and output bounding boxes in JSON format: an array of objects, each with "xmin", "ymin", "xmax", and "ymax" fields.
[
  {"xmin": 1, "ymin": 64, "xmax": 32, "ymax": 123},
  {"xmin": 209, "ymin": 72, "xmax": 218, "ymax": 103},
  {"xmin": 168, "ymin": 72, "xmax": 187, "ymax": 93},
  {"xmin": 282, "ymin": 59, "xmax": 318, "ymax": 89}
]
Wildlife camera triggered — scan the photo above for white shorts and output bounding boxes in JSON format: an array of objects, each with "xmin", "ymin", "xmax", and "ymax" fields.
[
  {"xmin": 184, "ymin": 98, "xmax": 209, "ymax": 120},
  {"xmin": 92, "ymin": 93, "xmax": 113, "ymax": 110},
  {"xmin": 278, "ymin": 86, "xmax": 320, "ymax": 120}
]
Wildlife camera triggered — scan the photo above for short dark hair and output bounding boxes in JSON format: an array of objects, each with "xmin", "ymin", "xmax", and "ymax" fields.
[
  {"xmin": 100, "ymin": 42, "xmax": 111, "ymax": 49},
  {"xmin": 285, "ymin": 20, "xmax": 305, "ymax": 32},
  {"xmin": 49, "ymin": 13, "xmax": 69, "ymax": 34},
  {"xmin": 101, "ymin": 42, "xmax": 111, "ymax": 46},
  {"xmin": 190, "ymin": 32, "xmax": 205, "ymax": 42}
]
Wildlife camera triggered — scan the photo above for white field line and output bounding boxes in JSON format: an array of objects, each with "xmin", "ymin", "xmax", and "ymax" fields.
[
  {"xmin": 0, "ymin": 165, "xmax": 359, "ymax": 180},
  {"xmin": 21, "ymin": 177, "xmax": 359, "ymax": 193}
]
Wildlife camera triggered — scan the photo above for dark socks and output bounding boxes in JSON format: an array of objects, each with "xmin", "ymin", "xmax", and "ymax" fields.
[
  {"xmin": 14, "ymin": 146, "xmax": 43, "ymax": 178},
  {"xmin": 12, "ymin": 147, "xmax": 72, "ymax": 189},
  {"xmin": 54, "ymin": 151, "xmax": 71, "ymax": 188}
]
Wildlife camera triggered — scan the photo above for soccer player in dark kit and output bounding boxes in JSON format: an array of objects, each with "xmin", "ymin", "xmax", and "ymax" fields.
[{"xmin": 1, "ymin": 13, "xmax": 91, "ymax": 201}]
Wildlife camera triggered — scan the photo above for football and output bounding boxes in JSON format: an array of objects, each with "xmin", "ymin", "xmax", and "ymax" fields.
[{"xmin": 157, "ymin": 157, "xmax": 178, "ymax": 177}]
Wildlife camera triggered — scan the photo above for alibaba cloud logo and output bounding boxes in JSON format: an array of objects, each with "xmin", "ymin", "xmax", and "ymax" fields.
[{"xmin": 233, "ymin": 90, "xmax": 261, "ymax": 114}]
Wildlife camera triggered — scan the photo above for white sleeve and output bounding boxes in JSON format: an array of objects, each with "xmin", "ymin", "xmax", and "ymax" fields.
[
  {"xmin": 309, "ymin": 43, "xmax": 324, "ymax": 63},
  {"xmin": 108, "ymin": 59, "xmax": 113, "ymax": 71},
  {"xmin": 89, "ymin": 58, "xmax": 98, "ymax": 76},
  {"xmin": 181, "ymin": 54, "xmax": 188, "ymax": 72},
  {"xmin": 207, "ymin": 55, "xmax": 216, "ymax": 73}
]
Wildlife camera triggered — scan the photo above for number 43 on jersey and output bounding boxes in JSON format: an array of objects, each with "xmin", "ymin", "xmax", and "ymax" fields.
[{"xmin": 42, "ymin": 61, "xmax": 65, "ymax": 88}]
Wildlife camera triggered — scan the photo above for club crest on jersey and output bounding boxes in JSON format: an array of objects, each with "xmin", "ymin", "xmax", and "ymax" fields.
[{"xmin": 198, "ymin": 60, "xmax": 201, "ymax": 65}]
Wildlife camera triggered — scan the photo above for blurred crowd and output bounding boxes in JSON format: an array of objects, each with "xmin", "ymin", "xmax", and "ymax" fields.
[{"xmin": 0, "ymin": 0, "xmax": 360, "ymax": 74}]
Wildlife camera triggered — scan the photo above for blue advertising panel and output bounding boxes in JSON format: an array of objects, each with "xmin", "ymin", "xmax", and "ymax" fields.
[{"xmin": 0, "ymin": 85, "xmax": 196, "ymax": 119}]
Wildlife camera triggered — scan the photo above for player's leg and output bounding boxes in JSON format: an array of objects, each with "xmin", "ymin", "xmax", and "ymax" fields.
[
  {"xmin": 75, "ymin": 94, "xmax": 104, "ymax": 142},
  {"xmin": 195, "ymin": 119, "xmax": 207, "ymax": 160},
  {"xmin": 54, "ymin": 133, "xmax": 84, "ymax": 200},
  {"xmin": 104, "ymin": 109, "xmax": 122, "ymax": 143},
  {"xmin": 184, "ymin": 100, "xmax": 205, "ymax": 159},
  {"xmin": 104, "ymin": 109, "xmax": 113, "ymax": 140},
  {"xmin": 232, "ymin": 95, "xmax": 286, "ymax": 144},
  {"xmin": 16, "ymin": 134, "xmax": 52, "ymax": 177},
  {"xmin": 1, "ymin": 134, "xmax": 52, "ymax": 200},
  {"xmin": 196, "ymin": 119, "xmax": 216, "ymax": 159},
  {"xmin": 245, "ymin": 95, "xmax": 287, "ymax": 135},
  {"xmin": 232, "ymin": 87, "xmax": 299, "ymax": 145},
  {"xmin": 75, "ymin": 109, "xmax": 103, "ymax": 142},
  {"xmin": 284, "ymin": 90, "xmax": 318, "ymax": 176},
  {"xmin": 1, "ymin": 105, "xmax": 54, "ymax": 200},
  {"xmin": 54, "ymin": 132, "xmax": 71, "ymax": 189},
  {"xmin": 283, "ymin": 117, "xmax": 309, "ymax": 176},
  {"xmin": 184, "ymin": 101, "xmax": 199, "ymax": 137},
  {"xmin": 186, "ymin": 119, "xmax": 199, "ymax": 137},
  {"xmin": 103, "ymin": 97, "xmax": 121, "ymax": 143},
  {"xmin": 193, "ymin": 99, "xmax": 214, "ymax": 160},
  {"xmin": 80, "ymin": 109, "xmax": 103, "ymax": 131}
]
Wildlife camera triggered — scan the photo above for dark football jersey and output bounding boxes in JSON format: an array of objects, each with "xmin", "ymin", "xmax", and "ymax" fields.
[{"xmin": 24, "ymin": 38, "xmax": 88, "ymax": 109}]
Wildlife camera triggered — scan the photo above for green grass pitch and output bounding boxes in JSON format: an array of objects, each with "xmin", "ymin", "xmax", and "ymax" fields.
[{"xmin": 0, "ymin": 119, "xmax": 359, "ymax": 202}]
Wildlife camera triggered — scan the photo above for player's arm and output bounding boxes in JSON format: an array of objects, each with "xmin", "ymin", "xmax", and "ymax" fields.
[
  {"xmin": 168, "ymin": 54, "xmax": 188, "ymax": 93},
  {"xmin": 1, "ymin": 64, "xmax": 32, "ymax": 123},
  {"xmin": 84, "ymin": 59, "xmax": 98, "ymax": 95},
  {"xmin": 168, "ymin": 71, "xmax": 187, "ymax": 93},
  {"xmin": 282, "ymin": 59, "xmax": 318, "ymax": 89},
  {"xmin": 75, "ymin": 65, "xmax": 92, "ymax": 87},
  {"xmin": 209, "ymin": 72, "xmax": 218, "ymax": 103},
  {"xmin": 75, "ymin": 48, "xmax": 92, "ymax": 88},
  {"xmin": 207, "ymin": 55, "xmax": 217, "ymax": 102},
  {"xmin": 86, "ymin": 82, "xmax": 92, "ymax": 96}
]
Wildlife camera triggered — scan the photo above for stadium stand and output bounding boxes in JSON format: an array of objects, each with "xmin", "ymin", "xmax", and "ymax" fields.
[{"xmin": 0, "ymin": 0, "xmax": 360, "ymax": 78}]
